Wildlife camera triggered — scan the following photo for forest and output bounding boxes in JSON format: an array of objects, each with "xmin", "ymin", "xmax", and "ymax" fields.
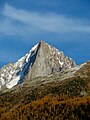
[{"xmin": 0, "ymin": 94, "xmax": 90, "ymax": 120}]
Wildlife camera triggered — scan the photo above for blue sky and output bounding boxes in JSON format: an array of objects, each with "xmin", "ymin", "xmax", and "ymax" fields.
[{"xmin": 0, "ymin": 0, "xmax": 90, "ymax": 68}]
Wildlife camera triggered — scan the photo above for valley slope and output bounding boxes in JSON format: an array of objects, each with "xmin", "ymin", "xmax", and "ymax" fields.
[{"xmin": 0, "ymin": 61, "xmax": 90, "ymax": 120}]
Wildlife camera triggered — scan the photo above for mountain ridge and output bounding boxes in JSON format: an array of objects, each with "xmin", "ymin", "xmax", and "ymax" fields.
[
  {"xmin": 0, "ymin": 40, "xmax": 77, "ymax": 90},
  {"xmin": 0, "ymin": 42, "xmax": 90, "ymax": 119}
]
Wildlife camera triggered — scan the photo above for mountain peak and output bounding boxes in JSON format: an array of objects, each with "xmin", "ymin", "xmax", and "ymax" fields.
[
  {"xmin": 38, "ymin": 40, "xmax": 49, "ymax": 48},
  {"xmin": 39, "ymin": 40, "xmax": 45, "ymax": 43},
  {"xmin": 0, "ymin": 41, "xmax": 76, "ymax": 89}
]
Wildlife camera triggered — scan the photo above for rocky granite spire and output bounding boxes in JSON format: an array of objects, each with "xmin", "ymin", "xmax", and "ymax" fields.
[
  {"xmin": 27, "ymin": 40, "xmax": 76, "ymax": 79},
  {"xmin": 0, "ymin": 40, "xmax": 76, "ymax": 89}
]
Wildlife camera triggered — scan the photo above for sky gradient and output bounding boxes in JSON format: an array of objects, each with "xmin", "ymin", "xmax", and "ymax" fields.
[{"xmin": 0, "ymin": 0, "xmax": 90, "ymax": 68}]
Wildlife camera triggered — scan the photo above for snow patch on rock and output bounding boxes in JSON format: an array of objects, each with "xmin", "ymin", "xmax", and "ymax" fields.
[{"xmin": 6, "ymin": 76, "xmax": 21, "ymax": 89}]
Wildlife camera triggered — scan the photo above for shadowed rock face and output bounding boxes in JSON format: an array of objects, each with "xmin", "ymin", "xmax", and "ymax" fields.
[
  {"xmin": 27, "ymin": 40, "xmax": 76, "ymax": 79},
  {"xmin": 0, "ymin": 40, "xmax": 76, "ymax": 89}
]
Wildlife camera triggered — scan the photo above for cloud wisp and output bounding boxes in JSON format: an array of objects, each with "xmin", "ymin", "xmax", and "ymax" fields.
[{"xmin": 0, "ymin": 4, "xmax": 90, "ymax": 38}]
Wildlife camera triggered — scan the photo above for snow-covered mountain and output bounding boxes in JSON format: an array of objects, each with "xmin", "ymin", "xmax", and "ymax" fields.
[{"xmin": 0, "ymin": 40, "xmax": 76, "ymax": 89}]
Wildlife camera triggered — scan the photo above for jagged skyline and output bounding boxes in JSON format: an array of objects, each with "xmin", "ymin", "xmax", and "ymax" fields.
[{"xmin": 0, "ymin": 40, "xmax": 76, "ymax": 89}]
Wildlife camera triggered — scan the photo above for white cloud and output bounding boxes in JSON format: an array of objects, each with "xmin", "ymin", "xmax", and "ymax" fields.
[{"xmin": 0, "ymin": 4, "xmax": 90, "ymax": 37}]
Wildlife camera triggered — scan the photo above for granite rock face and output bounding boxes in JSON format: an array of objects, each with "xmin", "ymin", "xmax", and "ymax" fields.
[
  {"xmin": 0, "ymin": 40, "xmax": 76, "ymax": 89},
  {"xmin": 27, "ymin": 40, "xmax": 76, "ymax": 79}
]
